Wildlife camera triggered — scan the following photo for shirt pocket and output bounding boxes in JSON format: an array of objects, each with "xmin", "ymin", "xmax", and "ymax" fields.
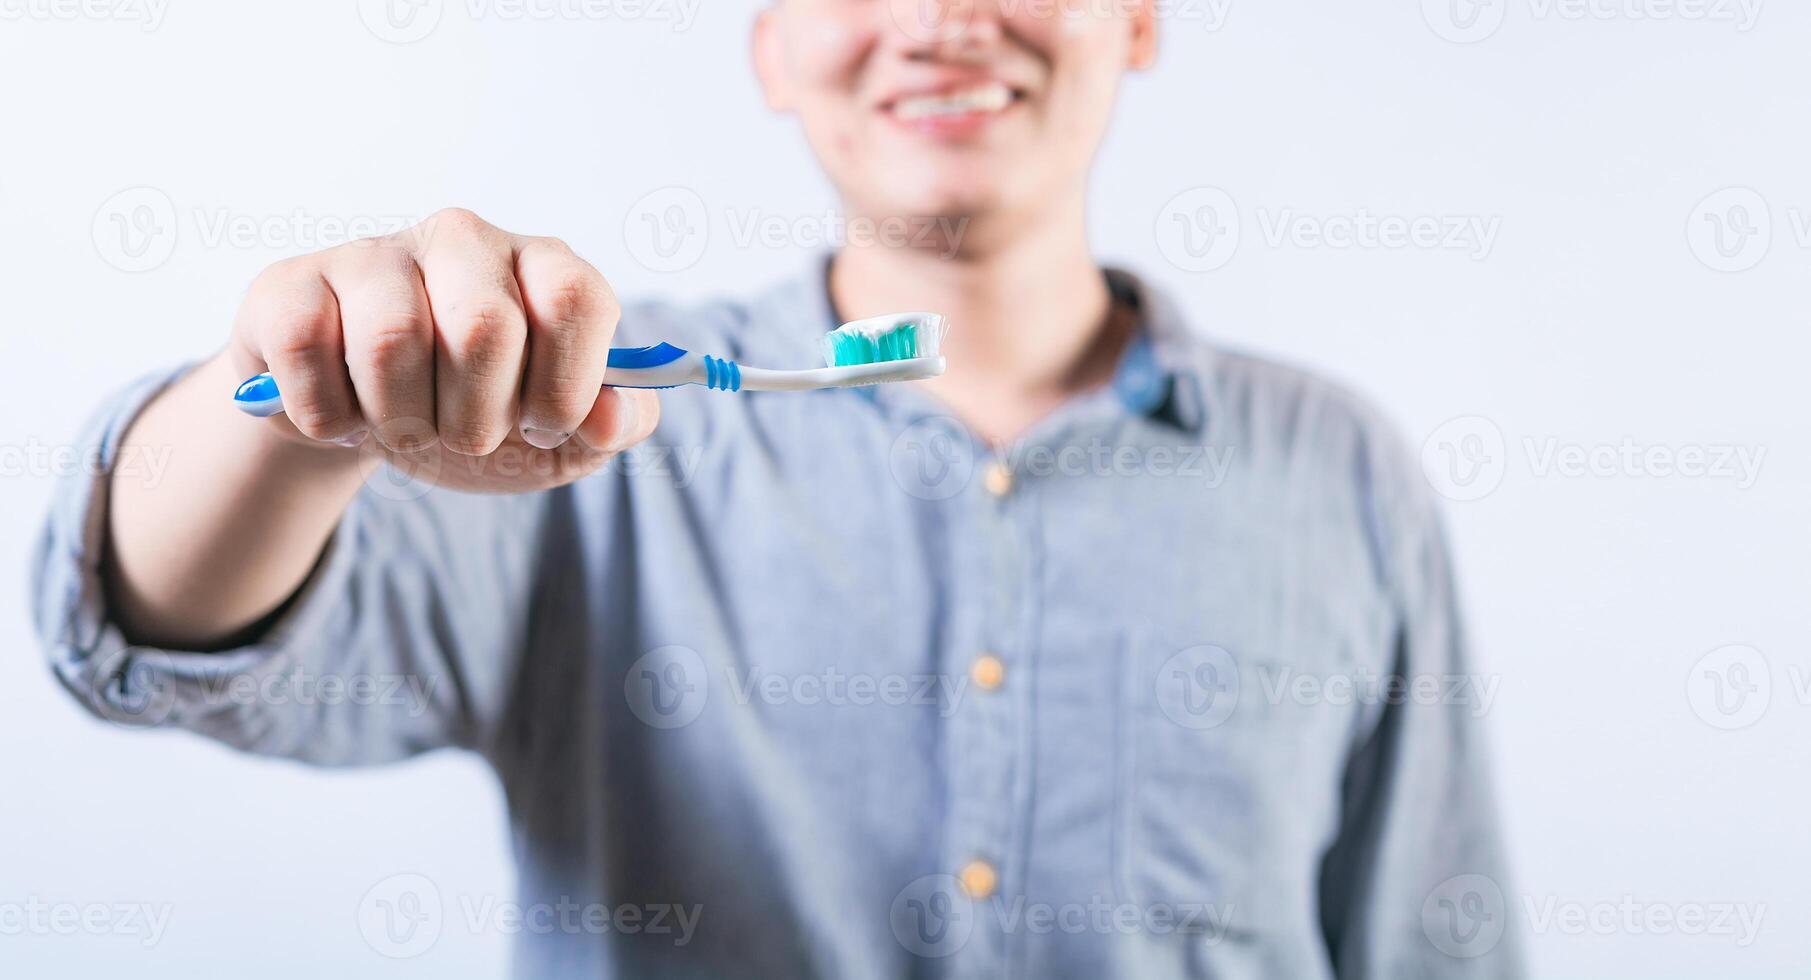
[{"xmin": 1112, "ymin": 633, "xmax": 1341, "ymax": 942}]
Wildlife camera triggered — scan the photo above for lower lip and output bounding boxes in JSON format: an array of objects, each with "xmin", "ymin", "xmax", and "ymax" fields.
[{"xmin": 884, "ymin": 98, "xmax": 1020, "ymax": 139}]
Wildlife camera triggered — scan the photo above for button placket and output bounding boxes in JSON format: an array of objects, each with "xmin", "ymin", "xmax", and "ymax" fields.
[{"xmin": 943, "ymin": 453, "xmax": 1033, "ymax": 979}]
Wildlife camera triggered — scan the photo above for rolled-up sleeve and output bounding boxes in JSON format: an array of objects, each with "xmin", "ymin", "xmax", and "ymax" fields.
[
  {"xmin": 1316, "ymin": 429, "xmax": 1524, "ymax": 978},
  {"xmin": 32, "ymin": 367, "xmax": 544, "ymax": 766}
]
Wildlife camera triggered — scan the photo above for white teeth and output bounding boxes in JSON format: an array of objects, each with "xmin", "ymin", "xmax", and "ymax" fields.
[{"xmin": 892, "ymin": 83, "xmax": 1014, "ymax": 121}]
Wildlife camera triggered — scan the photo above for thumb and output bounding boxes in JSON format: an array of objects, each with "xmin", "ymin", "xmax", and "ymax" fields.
[{"xmin": 573, "ymin": 387, "xmax": 661, "ymax": 455}]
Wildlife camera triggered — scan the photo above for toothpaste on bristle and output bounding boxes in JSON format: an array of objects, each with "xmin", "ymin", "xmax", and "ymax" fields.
[{"xmin": 822, "ymin": 313, "xmax": 948, "ymax": 368}]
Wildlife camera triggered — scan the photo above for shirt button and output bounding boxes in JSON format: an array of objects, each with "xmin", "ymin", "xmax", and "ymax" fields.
[
  {"xmin": 970, "ymin": 654, "xmax": 1005, "ymax": 692},
  {"xmin": 959, "ymin": 859, "xmax": 998, "ymax": 900},
  {"xmin": 983, "ymin": 461, "xmax": 1014, "ymax": 497}
]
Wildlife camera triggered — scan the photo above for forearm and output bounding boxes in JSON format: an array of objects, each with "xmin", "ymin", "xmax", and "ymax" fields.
[{"xmin": 104, "ymin": 352, "xmax": 373, "ymax": 649}]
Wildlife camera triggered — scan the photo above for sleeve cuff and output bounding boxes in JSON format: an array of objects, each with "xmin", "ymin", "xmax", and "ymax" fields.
[{"xmin": 33, "ymin": 364, "xmax": 364, "ymax": 729}]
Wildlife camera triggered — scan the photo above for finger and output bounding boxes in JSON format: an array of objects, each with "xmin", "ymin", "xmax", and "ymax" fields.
[
  {"xmin": 242, "ymin": 259, "xmax": 364, "ymax": 446},
  {"xmin": 574, "ymin": 387, "xmax": 660, "ymax": 454},
  {"xmin": 327, "ymin": 243, "xmax": 437, "ymax": 454},
  {"xmin": 515, "ymin": 237, "xmax": 617, "ymax": 450},
  {"xmin": 416, "ymin": 210, "xmax": 528, "ymax": 457}
]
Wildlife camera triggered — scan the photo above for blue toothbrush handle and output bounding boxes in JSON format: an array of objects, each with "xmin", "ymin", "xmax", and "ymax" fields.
[{"xmin": 232, "ymin": 343, "xmax": 736, "ymax": 418}]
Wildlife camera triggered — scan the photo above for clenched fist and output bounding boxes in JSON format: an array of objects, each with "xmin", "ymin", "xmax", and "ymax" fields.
[{"xmin": 227, "ymin": 207, "xmax": 659, "ymax": 493}]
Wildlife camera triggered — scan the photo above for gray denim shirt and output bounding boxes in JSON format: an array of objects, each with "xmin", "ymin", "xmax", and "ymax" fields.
[{"xmin": 34, "ymin": 260, "xmax": 1520, "ymax": 979}]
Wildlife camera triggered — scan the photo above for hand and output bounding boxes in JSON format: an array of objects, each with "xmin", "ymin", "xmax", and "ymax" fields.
[{"xmin": 226, "ymin": 208, "xmax": 659, "ymax": 493}]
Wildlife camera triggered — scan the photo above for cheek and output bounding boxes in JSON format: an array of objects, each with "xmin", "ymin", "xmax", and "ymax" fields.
[
  {"xmin": 780, "ymin": 11, "xmax": 886, "ymax": 169},
  {"xmin": 782, "ymin": 4, "xmax": 873, "ymax": 88},
  {"xmin": 1017, "ymin": 9, "xmax": 1127, "ymax": 121},
  {"xmin": 1003, "ymin": 0, "xmax": 1119, "ymax": 50}
]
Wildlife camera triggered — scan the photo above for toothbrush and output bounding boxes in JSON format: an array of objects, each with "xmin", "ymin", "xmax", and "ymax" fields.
[{"xmin": 232, "ymin": 312, "xmax": 948, "ymax": 418}]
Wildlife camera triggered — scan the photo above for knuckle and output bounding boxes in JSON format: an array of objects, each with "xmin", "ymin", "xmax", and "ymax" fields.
[
  {"xmin": 443, "ymin": 300, "xmax": 526, "ymax": 366},
  {"xmin": 438, "ymin": 417, "xmax": 509, "ymax": 457},
  {"xmin": 523, "ymin": 377, "xmax": 595, "ymax": 425},
  {"xmin": 430, "ymin": 206, "xmax": 490, "ymax": 238},
  {"xmin": 262, "ymin": 300, "xmax": 338, "ymax": 361},
  {"xmin": 448, "ymin": 298, "xmax": 525, "ymax": 338},
  {"xmin": 251, "ymin": 254, "xmax": 312, "ymax": 291},
  {"xmin": 359, "ymin": 316, "xmax": 432, "ymax": 374},
  {"xmin": 331, "ymin": 230, "xmax": 413, "ymax": 266},
  {"xmin": 535, "ymin": 265, "xmax": 616, "ymax": 327},
  {"xmin": 288, "ymin": 406, "xmax": 351, "ymax": 440}
]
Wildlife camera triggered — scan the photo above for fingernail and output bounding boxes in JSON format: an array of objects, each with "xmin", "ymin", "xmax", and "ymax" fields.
[
  {"xmin": 331, "ymin": 430, "xmax": 369, "ymax": 448},
  {"xmin": 522, "ymin": 427, "xmax": 571, "ymax": 450}
]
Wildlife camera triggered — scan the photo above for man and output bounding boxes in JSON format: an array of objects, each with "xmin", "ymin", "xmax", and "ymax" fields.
[{"xmin": 35, "ymin": 1, "xmax": 1518, "ymax": 976}]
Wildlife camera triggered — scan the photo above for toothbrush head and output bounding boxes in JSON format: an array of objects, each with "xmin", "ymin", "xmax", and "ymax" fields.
[{"xmin": 822, "ymin": 312, "xmax": 948, "ymax": 369}]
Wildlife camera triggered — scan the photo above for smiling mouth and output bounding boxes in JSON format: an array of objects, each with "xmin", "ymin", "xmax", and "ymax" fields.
[{"xmin": 884, "ymin": 82, "xmax": 1021, "ymax": 123}]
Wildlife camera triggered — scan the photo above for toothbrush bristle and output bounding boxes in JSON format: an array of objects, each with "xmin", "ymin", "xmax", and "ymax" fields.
[{"xmin": 822, "ymin": 314, "xmax": 948, "ymax": 368}]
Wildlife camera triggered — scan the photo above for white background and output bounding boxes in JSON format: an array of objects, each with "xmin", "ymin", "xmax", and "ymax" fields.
[{"xmin": 3, "ymin": 1, "xmax": 1808, "ymax": 977}]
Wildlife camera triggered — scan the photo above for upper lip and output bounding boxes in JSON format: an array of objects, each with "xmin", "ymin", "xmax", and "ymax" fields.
[{"xmin": 876, "ymin": 76, "xmax": 1026, "ymax": 111}]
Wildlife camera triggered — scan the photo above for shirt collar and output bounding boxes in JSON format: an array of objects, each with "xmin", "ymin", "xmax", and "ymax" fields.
[{"xmin": 752, "ymin": 253, "xmax": 1210, "ymax": 433}]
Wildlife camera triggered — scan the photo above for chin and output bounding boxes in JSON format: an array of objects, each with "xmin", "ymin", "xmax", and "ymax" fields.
[{"xmin": 865, "ymin": 160, "xmax": 1016, "ymax": 220}]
